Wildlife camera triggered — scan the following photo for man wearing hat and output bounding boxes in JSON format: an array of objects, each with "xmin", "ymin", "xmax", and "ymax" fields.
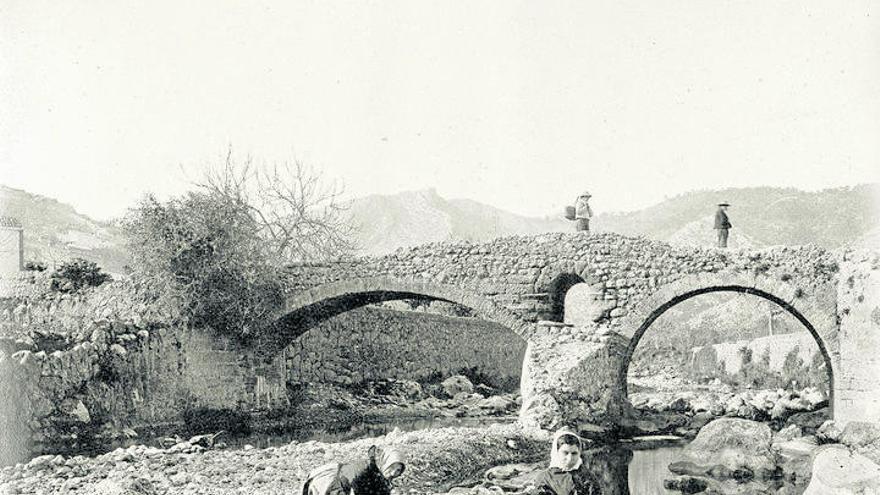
[
  {"xmin": 575, "ymin": 191, "xmax": 593, "ymax": 232},
  {"xmin": 714, "ymin": 203, "xmax": 732, "ymax": 248}
]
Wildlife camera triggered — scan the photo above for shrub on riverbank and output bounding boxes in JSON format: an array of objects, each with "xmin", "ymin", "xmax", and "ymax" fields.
[
  {"xmin": 182, "ymin": 406, "xmax": 251, "ymax": 436},
  {"xmin": 49, "ymin": 258, "xmax": 112, "ymax": 293}
]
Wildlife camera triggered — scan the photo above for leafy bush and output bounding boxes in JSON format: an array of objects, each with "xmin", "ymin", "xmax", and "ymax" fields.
[
  {"xmin": 24, "ymin": 261, "xmax": 48, "ymax": 272},
  {"xmin": 49, "ymin": 258, "xmax": 111, "ymax": 293},
  {"xmin": 182, "ymin": 406, "xmax": 251, "ymax": 435},
  {"xmin": 455, "ymin": 365, "xmax": 519, "ymax": 392},
  {"xmin": 123, "ymin": 193, "xmax": 285, "ymax": 340},
  {"xmin": 122, "ymin": 155, "xmax": 353, "ymax": 340},
  {"xmin": 712, "ymin": 346, "xmax": 829, "ymax": 396}
]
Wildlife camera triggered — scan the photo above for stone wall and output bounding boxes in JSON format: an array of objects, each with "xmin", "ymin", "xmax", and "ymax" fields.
[
  {"xmin": 280, "ymin": 234, "xmax": 840, "ymax": 334},
  {"xmin": 284, "ymin": 306, "xmax": 525, "ymax": 388},
  {"xmin": 0, "ymin": 305, "xmax": 527, "ymax": 466},
  {"xmin": 690, "ymin": 332, "xmax": 821, "ymax": 376},
  {"xmin": 835, "ymin": 249, "xmax": 880, "ymax": 425},
  {"xmin": 0, "ymin": 322, "xmax": 272, "ymax": 466}
]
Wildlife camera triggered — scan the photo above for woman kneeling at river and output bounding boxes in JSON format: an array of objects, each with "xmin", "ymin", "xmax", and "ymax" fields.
[{"xmin": 302, "ymin": 445, "xmax": 405, "ymax": 495}]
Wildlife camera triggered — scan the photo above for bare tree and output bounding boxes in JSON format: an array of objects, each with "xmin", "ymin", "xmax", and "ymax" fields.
[
  {"xmin": 192, "ymin": 149, "xmax": 357, "ymax": 262},
  {"xmin": 36, "ymin": 238, "xmax": 70, "ymax": 270}
]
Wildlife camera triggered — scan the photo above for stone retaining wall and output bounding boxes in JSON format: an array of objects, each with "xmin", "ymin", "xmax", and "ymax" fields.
[
  {"xmin": 284, "ymin": 306, "xmax": 525, "ymax": 388},
  {"xmin": 0, "ymin": 305, "xmax": 528, "ymax": 466},
  {"xmin": 0, "ymin": 322, "xmax": 262, "ymax": 466},
  {"xmin": 690, "ymin": 332, "xmax": 821, "ymax": 376},
  {"xmin": 835, "ymin": 249, "xmax": 880, "ymax": 425}
]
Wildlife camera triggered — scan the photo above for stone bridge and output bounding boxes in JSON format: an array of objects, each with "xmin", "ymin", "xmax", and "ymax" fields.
[{"xmin": 255, "ymin": 232, "xmax": 879, "ymax": 429}]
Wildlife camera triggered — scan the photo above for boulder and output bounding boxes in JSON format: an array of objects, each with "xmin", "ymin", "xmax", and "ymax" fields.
[
  {"xmin": 800, "ymin": 387, "xmax": 826, "ymax": 408},
  {"xmin": 770, "ymin": 400, "xmax": 789, "ymax": 420},
  {"xmin": 620, "ymin": 411, "xmax": 689, "ymax": 436},
  {"xmin": 816, "ymin": 420, "xmax": 843, "ymax": 444},
  {"xmin": 839, "ymin": 421, "xmax": 880, "ymax": 449},
  {"xmin": 670, "ymin": 418, "xmax": 779, "ymax": 479},
  {"xmin": 734, "ymin": 403, "xmax": 761, "ymax": 421},
  {"xmin": 724, "ymin": 395, "xmax": 745, "ymax": 415},
  {"xmin": 775, "ymin": 436, "xmax": 819, "ymax": 458},
  {"xmin": 519, "ymin": 393, "xmax": 562, "ymax": 430},
  {"xmin": 442, "ymin": 375, "xmax": 474, "ymax": 398},
  {"xmin": 773, "ymin": 424, "xmax": 803, "ymax": 444},
  {"xmin": 91, "ymin": 477, "xmax": 158, "ymax": 495},
  {"xmin": 688, "ymin": 397, "xmax": 714, "ymax": 413},
  {"xmin": 803, "ymin": 445, "xmax": 880, "ymax": 495},
  {"xmin": 689, "ymin": 412, "xmax": 715, "ymax": 431},
  {"xmin": 479, "ymin": 395, "xmax": 516, "ymax": 414},
  {"xmin": 785, "ymin": 407, "xmax": 830, "ymax": 434},
  {"xmin": 668, "ymin": 397, "xmax": 691, "ymax": 413},
  {"xmin": 839, "ymin": 421, "xmax": 880, "ymax": 465},
  {"xmin": 381, "ymin": 379, "xmax": 423, "ymax": 400},
  {"xmin": 59, "ymin": 398, "xmax": 91, "ymax": 423}
]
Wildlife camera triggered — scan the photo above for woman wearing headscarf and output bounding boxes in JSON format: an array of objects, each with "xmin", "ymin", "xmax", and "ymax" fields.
[
  {"xmin": 534, "ymin": 428, "xmax": 599, "ymax": 495},
  {"xmin": 301, "ymin": 445, "xmax": 405, "ymax": 495}
]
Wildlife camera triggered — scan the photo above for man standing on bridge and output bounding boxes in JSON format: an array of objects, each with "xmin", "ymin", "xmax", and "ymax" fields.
[
  {"xmin": 714, "ymin": 202, "xmax": 732, "ymax": 248},
  {"xmin": 574, "ymin": 192, "xmax": 593, "ymax": 232}
]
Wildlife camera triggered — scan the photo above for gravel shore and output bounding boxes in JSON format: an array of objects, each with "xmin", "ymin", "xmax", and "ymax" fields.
[{"xmin": 0, "ymin": 424, "xmax": 547, "ymax": 495}]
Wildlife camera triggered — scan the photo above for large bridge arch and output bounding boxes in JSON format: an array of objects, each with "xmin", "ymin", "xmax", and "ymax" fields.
[
  {"xmin": 615, "ymin": 272, "xmax": 840, "ymax": 415},
  {"xmin": 260, "ymin": 276, "xmax": 534, "ymax": 356}
]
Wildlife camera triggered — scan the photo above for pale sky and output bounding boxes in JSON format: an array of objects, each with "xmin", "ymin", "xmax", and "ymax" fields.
[{"xmin": 1, "ymin": 1, "xmax": 879, "ymax": 221}]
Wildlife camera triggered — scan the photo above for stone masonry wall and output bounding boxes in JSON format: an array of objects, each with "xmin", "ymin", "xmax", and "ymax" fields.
[
  {"xmin": 835, "ymin": 249, "xmax": 880, "ymax": 425},
  {"xmin": 0, "ymin": 322, "xmax": 267, "ymax": 466},
  {"xmin": 690, "ymin": 331, "xmax": 821, "ymax": 376},
  {"xmin": 284, "ymin": 306, "xmax": 526, "ymax": 388},
  {"xmin": 281, "ymin": 233, "xmax": 840, "ymax": 332},
  {"xmin": 519, "ymin": 321, "xmax": 629, "ymax": 430}
]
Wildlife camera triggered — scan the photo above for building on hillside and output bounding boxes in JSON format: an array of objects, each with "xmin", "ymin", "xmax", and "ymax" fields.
[{"xmin": 0, "ymin": 217, "xmax": 24, "ymax": 275}]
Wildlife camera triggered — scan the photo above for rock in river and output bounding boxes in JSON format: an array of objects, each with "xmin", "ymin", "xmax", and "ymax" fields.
[{"xmin": 668, "ymin": 418, "xmax": 780, "ymax": 480}]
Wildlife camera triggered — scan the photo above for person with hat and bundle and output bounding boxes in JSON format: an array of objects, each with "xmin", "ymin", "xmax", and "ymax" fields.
[
  {"xmin": 714, "ymin": 203, "xmax": 732, "ymax": 248},
  {"xmin": 574, "ymin": 192, "xmax": 593, "ymax": 232}
]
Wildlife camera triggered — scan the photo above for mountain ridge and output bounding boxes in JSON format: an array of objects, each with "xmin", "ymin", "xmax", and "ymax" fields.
[
  {"xmin": 1, "ymin": 183, "xmax": 877, "ymax": 269},
  {"xmin": 349, "ymin": 183, "xmax": 879, "ymax": 254}
]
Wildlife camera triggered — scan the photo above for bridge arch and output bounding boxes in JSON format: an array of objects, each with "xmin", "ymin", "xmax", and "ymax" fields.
[
  {"xmin": 261, "ymin": 276, "xmax": 533, "ymax": 356},
  {"xmin": 616, "ymin": 272, "xmax": 839, "ymax": 415}
]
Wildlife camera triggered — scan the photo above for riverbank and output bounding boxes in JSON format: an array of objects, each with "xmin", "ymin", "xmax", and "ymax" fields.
[{"xmin": 0, "ymin": 423, "xmax": 547, "ymax": 495}]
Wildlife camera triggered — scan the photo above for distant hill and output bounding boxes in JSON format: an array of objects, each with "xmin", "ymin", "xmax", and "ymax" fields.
[
  {"xmin": 348, "ymin": 188, "xmax": 569, "ymax": 256},
  {"xmin": 350, "ymin": 184, "xmax": 879, "ymax": 255},
  {"xmin": 0, "ymin": 185, "xmax": 129, "ymax": 274},
  {"xmin": 1, "ymin": 184, "xmax": 876, "ymax": 271},
  {"xmin": 594, "ymin": 185, "xmax": 879, "ymax": 250}
]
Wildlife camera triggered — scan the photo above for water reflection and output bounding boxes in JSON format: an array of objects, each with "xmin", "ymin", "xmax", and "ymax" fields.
[
  {"xmin": 580, "ymin": 444, "xmax": 805, "ymax": 495},
  {"xmin": 625, "ymin": 446, "xmax": 682, "ymax": 495},
  {"xmin": 583, "ymin": 446, "xmax": 634, "ymax": 495}
]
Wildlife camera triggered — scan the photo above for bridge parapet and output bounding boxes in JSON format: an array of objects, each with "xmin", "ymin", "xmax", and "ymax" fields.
[{"xmin": 278, "ymin": 233, "xmax": 840, "ymax": 332}]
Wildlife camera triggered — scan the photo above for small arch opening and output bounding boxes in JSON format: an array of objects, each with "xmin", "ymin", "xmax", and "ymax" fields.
[{"xmin": 547, "ymin": 272, "xmax": 586, "ymax": 322}]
